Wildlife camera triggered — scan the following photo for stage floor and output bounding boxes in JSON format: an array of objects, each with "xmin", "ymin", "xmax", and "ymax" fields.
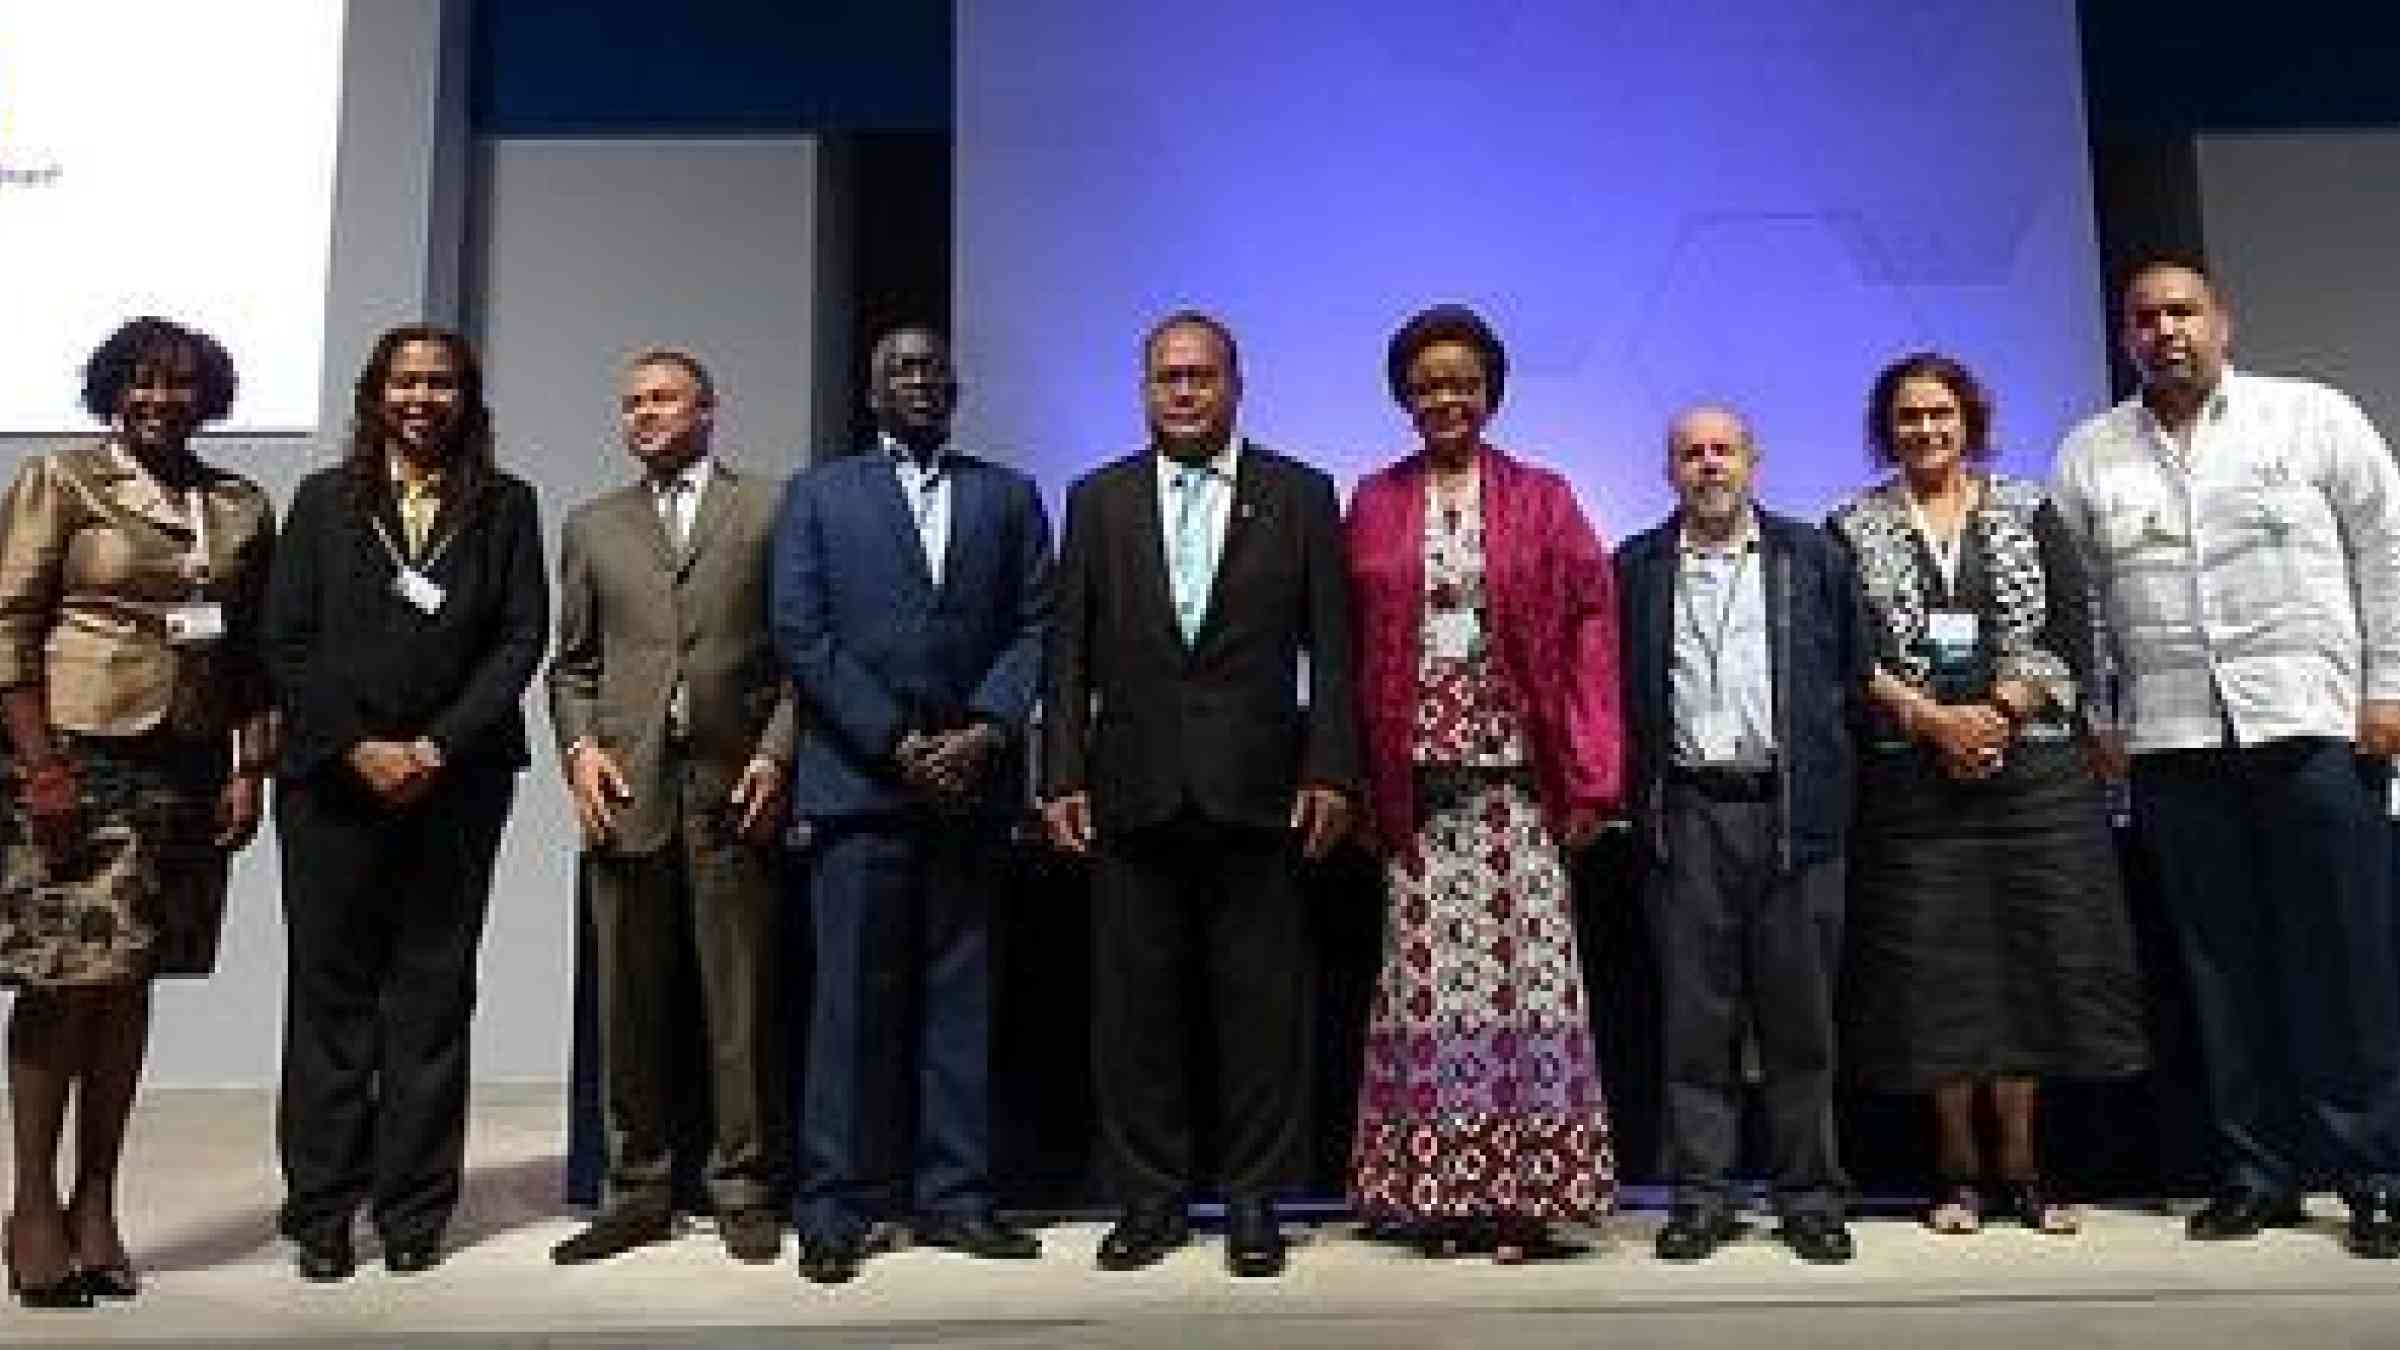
[{"xmin": 5, "ymin": 1087, "xmax": 2399, "ymax": 1347}]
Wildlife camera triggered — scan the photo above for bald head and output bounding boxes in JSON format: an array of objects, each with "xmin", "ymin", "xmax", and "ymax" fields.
[{"xmin": 1666, "ymin": 405, "xmax": 1758, "ymax": 538}]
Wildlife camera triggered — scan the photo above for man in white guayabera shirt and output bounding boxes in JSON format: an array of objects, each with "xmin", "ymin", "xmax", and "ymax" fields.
[{"xmin": 2052, "ymin": 257, "xmax": 2400, "ymax": 1259}]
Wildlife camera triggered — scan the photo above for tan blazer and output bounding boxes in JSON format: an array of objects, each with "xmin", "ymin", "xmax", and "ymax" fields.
[
  {"xmin": 548, "ymin": 459, "xmax": 797, "ymax": 855},
  {"xmin": 0, "ymin": 440, "xmax": 275, "ymax": 740}
]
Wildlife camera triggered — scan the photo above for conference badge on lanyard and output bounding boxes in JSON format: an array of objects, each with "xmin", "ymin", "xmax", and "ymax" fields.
[
  {"xmin": 163, "ymin": 486, "xmax": 224, "ymax": 645},
  {"xmin": 372, "ymin": 516, "xmax": 451, "ymax": 615}
]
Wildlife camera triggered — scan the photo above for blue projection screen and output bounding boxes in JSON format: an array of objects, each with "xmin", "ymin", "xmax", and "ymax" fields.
[{"xmin": 956, "ymin": 0, "xmax": 2107, "ymax": 534}]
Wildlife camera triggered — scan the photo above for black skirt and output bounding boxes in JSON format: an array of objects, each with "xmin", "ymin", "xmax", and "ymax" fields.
[{"xmin": 1842, "ymin": 735, "xmax": 2149, "ymax": 1092}]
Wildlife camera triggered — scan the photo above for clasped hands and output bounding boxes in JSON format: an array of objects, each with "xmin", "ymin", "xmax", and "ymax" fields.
[
  {"xmin": 348, "ymin": 737, "xmax": 445, "ymax": 807},
  {"xmin": 896, "ymin": 722, "xmax": 1002, "ymax": 804},
  {"xmin": 1909, "ymin": 699, "xmax": 2012, "ymax": 782}
]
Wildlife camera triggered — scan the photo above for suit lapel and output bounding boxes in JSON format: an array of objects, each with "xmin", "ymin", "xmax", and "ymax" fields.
[
  {"xmin": 937, "ymin": 458, "xmax": 983, "ymax": 597},
  {"xmin": 678, "ymin": 462, "xmax": 737, "ymax": 577},
  {"xmin": 1129, "ymin": 454, "xmax": 1181, "ymax": 647},
  {"xmin": 1190, "ymin": 443, "xmax": 1261, "ymax": 650},
  {"xmin": 862, "ymin": 451, "xmax": 935, "ymax": 590},
  {"xmin": 100, "ymin": 443, "xmax": 194, "ymax": 538},
  {"xmin": 613, "ymin": 482, "xmax": 677, "ymax": 574}
]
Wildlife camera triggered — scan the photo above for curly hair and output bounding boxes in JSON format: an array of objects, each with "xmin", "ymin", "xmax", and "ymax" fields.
[
  {"xmin": 1866, "ymin": 350, "xmax": 1994, "ymax": 467},
  {"xmin": 342, "ymin": 325, "xmax": 498, "ymax": 513},
  {"xmin": 81, "ymin": 316, "xmax": 238, "ymax": 425},
  {"xmin": 1386, "ymin": 304, "xmax": 1507, "ymax": 409}
]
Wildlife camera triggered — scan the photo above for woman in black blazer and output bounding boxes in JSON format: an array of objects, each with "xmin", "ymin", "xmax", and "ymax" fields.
[{"xmin": 261, "ymin": 325, "xmax": 546, "ymax": 1280}]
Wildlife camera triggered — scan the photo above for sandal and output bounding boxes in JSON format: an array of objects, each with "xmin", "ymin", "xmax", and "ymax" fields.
[
  {"xmin": 1925, "ymin": 1181, "xmax": 1983, "ymax": 1235},
  {"xmin": 1491, "ymin": 1219, "xmax": 1586, "ymax": 1264},
  {"xmin": 1999, "ymin": 1177, "xmax": 2079, "ymax": 1235}
]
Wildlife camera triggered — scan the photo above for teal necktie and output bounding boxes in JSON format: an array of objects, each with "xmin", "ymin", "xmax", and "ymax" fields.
[{"xmin": 1171, "ymin": 464, "xmax": 1209, "ymax": 643}]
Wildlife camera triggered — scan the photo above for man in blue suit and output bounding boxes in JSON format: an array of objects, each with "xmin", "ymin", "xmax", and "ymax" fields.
[{"xmin": 770, "ymin": 326, "xmax": 1053, "ymax": 1283}]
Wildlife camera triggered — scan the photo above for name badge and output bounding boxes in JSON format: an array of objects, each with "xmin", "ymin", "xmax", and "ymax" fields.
[
  {"xmin": 1426, "ymin": 607, "xmax": 1481, "ymax": 662},
  {"xmin": 1926, "ymin": 609, "xmax": 1978, "ymax": 657},
  {"xmin": 162, "ymin": 601, "xmax": 225, "ymax": 645},
  {"xmin": 395, "ymin": 567, "xmax": 447, "ymax": 615}
]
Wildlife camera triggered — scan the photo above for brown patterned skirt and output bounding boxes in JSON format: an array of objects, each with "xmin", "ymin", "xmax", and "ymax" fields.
[{"xmin": 0, "ymin": 732, "xmax": 232, "ymax": 986}]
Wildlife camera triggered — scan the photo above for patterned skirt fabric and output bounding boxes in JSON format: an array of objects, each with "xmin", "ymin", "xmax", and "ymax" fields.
[
  {"xmin": 0, "ymin": 732, "xmax": 232, "ymax": 986},
  {"xmin": 1350, "ymin": 770, "xmax": 1615, "ymax": 1223}
]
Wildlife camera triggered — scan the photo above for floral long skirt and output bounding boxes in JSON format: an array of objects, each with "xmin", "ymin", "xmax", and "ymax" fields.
[{"xmin": 1349, "ymin": 771, "xmax": 1615, "ymax": 1223}]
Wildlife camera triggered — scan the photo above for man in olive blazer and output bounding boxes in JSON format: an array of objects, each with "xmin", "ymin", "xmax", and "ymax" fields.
[{"xmin": 547, "ymin": 348, "xmax": 796, "ymax": 1265}]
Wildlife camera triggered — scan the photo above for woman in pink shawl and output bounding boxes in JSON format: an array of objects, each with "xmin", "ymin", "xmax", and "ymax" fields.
[{"xmin": 1344, "ymin": 305, "xmax": 1625, "ymax": 1262}]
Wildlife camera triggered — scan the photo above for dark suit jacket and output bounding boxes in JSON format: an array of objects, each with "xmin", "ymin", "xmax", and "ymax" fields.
[
  {"xmin": 1615, "ymin": 507, "xmax": 1870, "ymax": 872},
  {"xmin": 769, "ymin": 447, "xmax": 1052, "ymax": 820},
  {"xmin": 548, "ymin": 461, "xmax": 799, "ymax": 856},
  {"xmin": 263, "ymin": 463, "xmax": 549, "ymax": 781},
  {"xmin": 1043, "ymin": 441, "xmax": 1361, "ymax": 835}
]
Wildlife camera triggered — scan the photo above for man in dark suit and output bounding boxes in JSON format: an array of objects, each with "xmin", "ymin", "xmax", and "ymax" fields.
[
  {"xmin": 1615, "ymin": 406, "xmax": 1869, "ymax": 1265},
  {"xmin": 770, "ymin": 326, "xmax": 1052, "ymax": 1284},
  {"xmin": 1041, "ymin": 311, "xmax": 1360, "ymax": 1278},
  {"xmin": 546, "ymin": 348, "xmax": 796, "ymax": 1266}
]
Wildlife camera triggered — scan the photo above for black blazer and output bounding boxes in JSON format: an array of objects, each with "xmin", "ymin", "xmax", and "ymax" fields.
[
  {"xmin": 1615, "ymin": 507, "xmax": 1870, "ymax": 871},
  {"xmin": 264, "ymin": 463, "xmax": 549, "ymax": 781},
  {"xmin": 1043, "ymin": 441, "xmax": 1360, "ymax": 834}
]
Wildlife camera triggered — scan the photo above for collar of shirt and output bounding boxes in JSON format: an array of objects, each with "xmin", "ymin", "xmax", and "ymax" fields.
[
  {"xmin": 387, "ymin": 452, "xmax": 445, "ymax": 502},
  {"xmin": 2129, "ymin": 368, "xmax": 2237, "ymax": 454},
  {"xmin": 1676, "ymin": 507, "xmax": 1760, "ymax": 560},
  {"xmin": 1154, "ymin": 435, "xmax": 1241, "ymax": 493},
  {"xmin": 880, "ymin": 432, "xmax": 950, "ymax": 472},
  {"xmin": 649, "ymin": 454, "xmax": 712, "ymax": 501}
]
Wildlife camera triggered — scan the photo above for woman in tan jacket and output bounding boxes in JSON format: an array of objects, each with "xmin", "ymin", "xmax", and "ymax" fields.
[{"xmin": 0, "ymin": 318, "xmax": 275, "ymax": 1306}]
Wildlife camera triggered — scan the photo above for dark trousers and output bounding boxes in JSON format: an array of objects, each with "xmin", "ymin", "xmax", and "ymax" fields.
[
  {"xmin": 273, "ymin": 765, "xmax": 513, "ymax": 1247},
  {"xmin": 2131, "ymin": 737, "xmax": 2400, "ymax": 1198},
  {"xmin": 1644, "ymin": 780, "xmax": 1846, "ymax": 1219},
  {"xmin": 1091, "ymin": 812, "xmax": 1312, "ymax": 1205},
  {"xmin": 799, "ymin": 816, "xmax": 997, "ymax": 1239},
  {"xmin": 588, "ymin": 752, "xmax": 786, "ymax": 1216}
]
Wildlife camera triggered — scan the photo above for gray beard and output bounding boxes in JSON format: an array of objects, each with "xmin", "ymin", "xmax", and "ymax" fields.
[{"xmin": 1682, "ymin": 486, "xmax": 1749, "ymax": 535}]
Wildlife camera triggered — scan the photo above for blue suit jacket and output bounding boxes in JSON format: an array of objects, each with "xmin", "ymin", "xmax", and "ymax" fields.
[{"xmin": 770, "ymin": 447, "xmax": 1054, "ymax": 820}]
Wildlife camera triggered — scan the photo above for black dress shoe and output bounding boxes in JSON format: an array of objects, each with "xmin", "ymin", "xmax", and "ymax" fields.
[
  {"xmin": 1095, "ymin": 1201, "xmax": 1189, "ymax": 1272},
  {"xmin": 1654, "ymin": 1206, "xmax": 1741, "ymax": 1262},
  {"xmin": 2348, "ymin": 1189, "xmax": 2400, "ymax": 1259},
  {"xmin": 2187, "ymin": 1189, "xmax": 2307, "ymax": 1240},
  {"xmin": 73, "ymin": 1263, "xmax": 139, "ymax": 1299},
  {"xmin": 384, "ymin": 1240, "xmax": 442, "ymax": 1275},
  {"xmin": 1223, "ymin": 1198, "xmax": 1287, "ymax": 1278},
  {"xmin": 797, "ymin": 1232, "xmax": 866, "ymax": 1284},
  {"xmin": 551, "ymin": 1206, "xmax": 673, "ymax": 1265},
  {"xmin": 294, "ymin": 1235, "xmax": 356, "ymax": 1283},
  {"xmin": 915, "ymin": 1212, "xmax": 1042, "ymax": 1260},
  {"xmin": 1776, "ymin": 1213, "xmax": 1856, "ymax": 1264},
  {"xmin": 719, "ymin": 1208, "xmax": 782, "ymax": 1264}
]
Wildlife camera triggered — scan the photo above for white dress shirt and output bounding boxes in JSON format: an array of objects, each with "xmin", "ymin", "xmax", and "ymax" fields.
[
  {"xmin": 883, "ymin": 433, "xmax": 952, "ymax": 587},
  {"xmin": 651, "ymin": 454, "xmax": 712, "ymax": 550},
  {"xmin": 2051, "ymin": 369, "xmax": 2400, "ymax": 753}
]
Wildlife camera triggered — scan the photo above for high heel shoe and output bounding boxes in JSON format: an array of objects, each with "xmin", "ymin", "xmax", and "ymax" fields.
[{"xmin": 3, "ymin": 1215, "xmax": 94, "ymax": 1310}]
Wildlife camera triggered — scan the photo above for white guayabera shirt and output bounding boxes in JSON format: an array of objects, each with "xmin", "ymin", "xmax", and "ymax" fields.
[{"xmin": 2051, "ymin": 369, "xmax": 2400, "ymax": 756}]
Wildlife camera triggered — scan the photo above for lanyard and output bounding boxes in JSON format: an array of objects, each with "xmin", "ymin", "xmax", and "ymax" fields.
[
  {"xmin": 1677, "ymin": 544, "xmax": 1755, "ymax": 707},
  {"xmin": 1905, "ymin": 486, "xmax": 1975, "ymax": 596},
  {"xmin": 182, "ymin": 486, "xmax": 210, "ymax": 594},
  {"xmin": 368, "ymin": 510, "xmax": 458, "ymax": 573}
]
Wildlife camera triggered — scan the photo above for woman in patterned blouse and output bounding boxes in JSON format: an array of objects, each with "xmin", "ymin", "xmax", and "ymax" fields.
[
  {"xmin": 1828, "ymin": 351, "xmax": 2147, "ymax": 1236},
  {"xmin": 1343, "ymin": 306, "xmax": 1625, "ymax": 1262}
]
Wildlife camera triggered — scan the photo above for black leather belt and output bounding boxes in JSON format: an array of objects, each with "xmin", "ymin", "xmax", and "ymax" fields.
[{"xmin": 1668, "ymin": 762, "xmax": 1776, "ymax": 800}]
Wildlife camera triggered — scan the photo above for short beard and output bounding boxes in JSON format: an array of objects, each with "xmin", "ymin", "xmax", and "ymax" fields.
[{"xmin": 1682, "ymin": 486, "xmax": 1748, "ymax": 537}]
